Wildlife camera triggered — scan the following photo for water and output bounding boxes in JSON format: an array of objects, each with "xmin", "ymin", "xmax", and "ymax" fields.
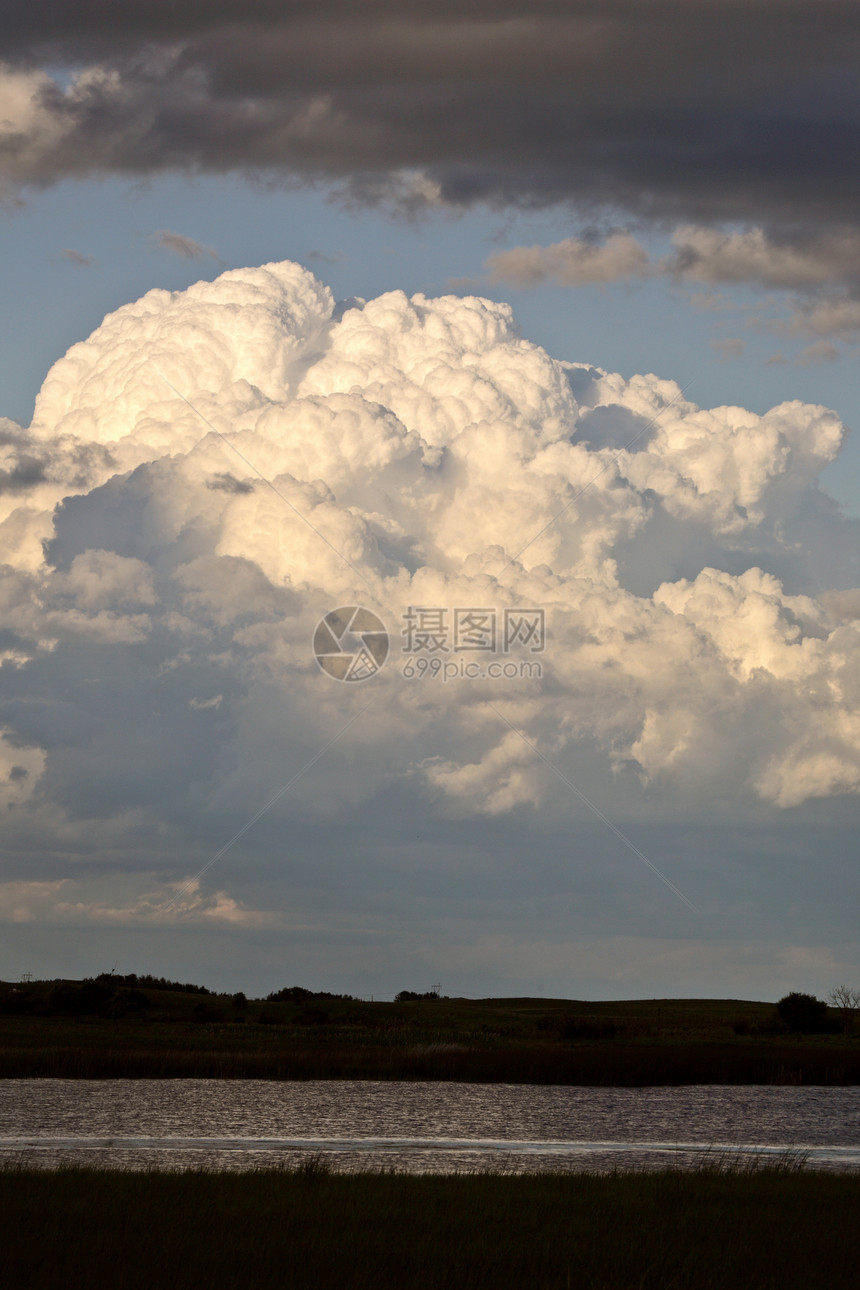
[{"xmin": 1, "ymin": 1080, "xmax": 858, "ymax": 1173}]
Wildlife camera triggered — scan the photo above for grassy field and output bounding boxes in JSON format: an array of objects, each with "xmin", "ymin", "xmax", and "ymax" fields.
[
  {"xmin": 1, "ymin": 979, "xmax": 858, "ymax": 1084},
  {"xmin": 0, "ymin": 1161, "xmax": 858, "ymax": 1289}
]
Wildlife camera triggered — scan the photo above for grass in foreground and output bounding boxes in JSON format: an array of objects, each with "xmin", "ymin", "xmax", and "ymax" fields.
[{"xmin": 1, "ymin": 1161, "xmax": 858, "ymax": 1289}]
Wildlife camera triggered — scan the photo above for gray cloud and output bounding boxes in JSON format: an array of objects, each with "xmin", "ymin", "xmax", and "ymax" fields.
[
  {"xmin": 154, "ymin": 230, "xmax": 218, "ymax": 260},
  {"xmin": 486, "ymin": 233, "xmax": 650, "ymax": 287},
  {"xmin": 710, "ymin": 338, "xmax": 745, "ymax": 361},
  {"xmin": 796, "ymin": 340, "xmax": 840, "ymax": 366},
  {"xmin": 1, "ymin": 2, "xmax": 859, "ymax": 235},
  {"xmin": 489, "ymin": 226, "xmax": 860, "ymax": 290},
  {"xmin": 0, "ymin": 453, "xmax": 46, "ymax": 493},
  {"xmin": 206, "ymin": 472, "xmax": 255, "ymax": 494},
  {"xmin": 487, "ymin": 225, "xmax": 860, "ymax": 339},
  {"xmin": 60, "ymin": 248, "xmax": 94, "ymax": 267}
]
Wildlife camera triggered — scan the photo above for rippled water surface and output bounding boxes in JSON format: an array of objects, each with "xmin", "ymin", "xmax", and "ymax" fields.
[{"xmin": 1, "ymin": 1080, "xmax": 858, "ymax": 1172}]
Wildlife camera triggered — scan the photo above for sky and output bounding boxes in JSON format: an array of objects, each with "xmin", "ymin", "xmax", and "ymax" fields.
[{"xmin": 1, "ymin": 0, "xmax": 859, "ymax": 1001}]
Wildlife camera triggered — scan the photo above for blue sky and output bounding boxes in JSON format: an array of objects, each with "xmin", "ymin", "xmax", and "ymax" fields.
[{"xmin": 1, "ymin": 3, "xmax": 859, "ymax": 1000}]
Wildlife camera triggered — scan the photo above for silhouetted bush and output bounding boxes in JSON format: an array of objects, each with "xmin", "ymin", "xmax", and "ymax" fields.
[
  {"xmin": 231, "ymin": 992, "xmax": 248, "ymax": 1009},
  {"xmin": 395, "ymin": 990, "xmax": 440, "ymax": 1002},
  {"xmin": 775, "ymin": 993, "xmax": 835, "ymax": 1034}
]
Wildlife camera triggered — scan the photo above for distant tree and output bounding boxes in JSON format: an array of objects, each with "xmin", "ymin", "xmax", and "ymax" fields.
[
  {"xmin": 266, "ymin": 986, "xmax": 356, "ymax": 1003},
  {"xmin": 828, "ymin": 985, "xmax": 860, "ymax": 1032},
  {"xmin": 395, "ymin": 990, "xmax": 440, "ymax": 1002},
  {"xmin": 50, "ymin": 981, "xmax": 115, "ymax": 1016},
  {"xmin": 231, "ymin": 991, "xmax": 248, "ymax": 1009},
  {"xmin": 95, "ymin": 972, "xmax": 210, "ymax": 996},
  {"xmin": 267, "ymin": 986, "xmax": 314, "ymax": 1003},
  {"xmin": 775, "ymin": 992, "xmax": 829, "ymax": 1033}
]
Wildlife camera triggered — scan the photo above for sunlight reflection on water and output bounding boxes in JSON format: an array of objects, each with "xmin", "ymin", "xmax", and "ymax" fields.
[{"xmin": 1, "ymin": 1080, "xmax": 858, "ymax": 1172}]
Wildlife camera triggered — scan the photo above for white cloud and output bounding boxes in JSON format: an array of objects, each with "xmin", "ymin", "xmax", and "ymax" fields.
[{"xmin": 0, "ymin": 258, "xmax": 858, "ymax": 925}]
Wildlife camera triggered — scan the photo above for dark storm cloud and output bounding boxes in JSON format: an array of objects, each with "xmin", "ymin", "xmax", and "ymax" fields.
[{"xmin": 2, "ymin": 1, "xmax": 859, "ymax": 229}]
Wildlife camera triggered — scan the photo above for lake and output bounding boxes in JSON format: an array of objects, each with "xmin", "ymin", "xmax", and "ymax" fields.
[{"xmin": 1, "ymin": 1079, "xmax": 859, "ymax": 1172}]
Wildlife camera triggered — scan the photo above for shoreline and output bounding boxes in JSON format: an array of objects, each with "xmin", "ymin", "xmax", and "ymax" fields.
[{"xmin": 3, "ymin": 985, "xmax": 858, "ymax": 1085}]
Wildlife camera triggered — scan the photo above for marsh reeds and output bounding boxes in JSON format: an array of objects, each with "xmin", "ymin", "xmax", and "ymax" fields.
[
  {"xmin": 0, "ymin": 1036, "xmax": 857, "ymax": 1083},
  {"xmin": 1, "ymin": 1160, "xmax": 857, "ymax": 1289}
]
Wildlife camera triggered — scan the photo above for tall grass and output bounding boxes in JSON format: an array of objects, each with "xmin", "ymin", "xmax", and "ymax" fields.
[
  {"xmin": 0, "ymin": 1163, "xmax": 857, "ymax": 1288},
  {"xmin": 0, "ymin": 1038, "xmax": 856, "ymax": 1083}
]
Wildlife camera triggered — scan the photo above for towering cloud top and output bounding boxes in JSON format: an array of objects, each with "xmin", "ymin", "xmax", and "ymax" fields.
[{"xmin": 1, "ymin": 260, "xmax": 857, "ymax": 856}]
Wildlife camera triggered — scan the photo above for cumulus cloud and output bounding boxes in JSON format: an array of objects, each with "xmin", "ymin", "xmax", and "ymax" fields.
[
  {"xmin": 1, "ymin": 253, "xmax": 858, "ymax": 926},
  {"xmin": 1, "ymin": 2, "xmax": 859, "ymax": 236}
]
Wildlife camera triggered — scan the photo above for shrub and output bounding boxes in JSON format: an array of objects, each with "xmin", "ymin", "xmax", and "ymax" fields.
[{"xmin": 775, "ymin": 992, "xmax": 831, "ymax": 1034}]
